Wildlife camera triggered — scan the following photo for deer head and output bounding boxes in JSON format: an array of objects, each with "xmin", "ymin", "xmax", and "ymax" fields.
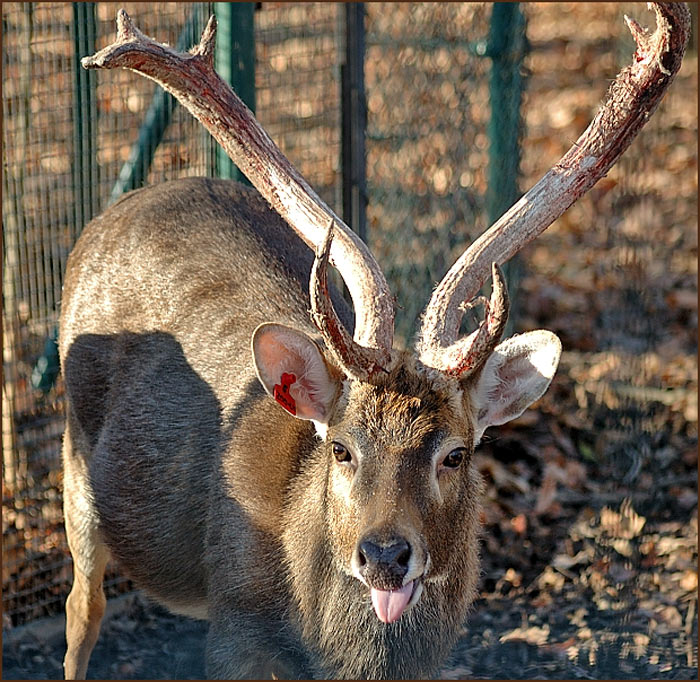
[{"xmin": 82, "ymin": 3, "xmax": 689, "ymax": 644}]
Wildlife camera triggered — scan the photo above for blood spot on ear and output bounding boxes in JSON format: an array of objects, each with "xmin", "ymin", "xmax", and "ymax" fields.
[{"xmin": 273, "ymin": 372, "xmax": 297, "ymax": 415}]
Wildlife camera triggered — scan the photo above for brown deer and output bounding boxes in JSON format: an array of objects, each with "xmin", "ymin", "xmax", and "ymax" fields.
[{"xmin": 60, "ymin": 5, "xmax": 689, "ymax": 679}]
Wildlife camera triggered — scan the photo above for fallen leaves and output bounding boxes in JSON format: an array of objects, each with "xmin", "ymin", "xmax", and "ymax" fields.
[{"xmin": 500, "ymin": 624, "xmax": 550, "ymax": 646}]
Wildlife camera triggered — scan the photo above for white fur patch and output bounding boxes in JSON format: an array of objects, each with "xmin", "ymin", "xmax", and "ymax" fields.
[{"xmin": 313, "ymin": 420, "xmax": 328, "ymax": 440}]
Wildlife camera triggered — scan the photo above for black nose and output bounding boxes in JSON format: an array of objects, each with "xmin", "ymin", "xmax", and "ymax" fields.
[{"xmin": 357, "ymin": 538, "xmax": 411, "ymax": 589}]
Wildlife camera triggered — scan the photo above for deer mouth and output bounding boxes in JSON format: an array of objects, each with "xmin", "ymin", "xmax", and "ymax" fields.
[{"xmin": 369, "ymin": 578, "xmax": 423, "ymax": 624}]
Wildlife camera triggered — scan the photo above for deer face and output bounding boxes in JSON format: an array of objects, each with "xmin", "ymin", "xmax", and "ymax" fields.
[
  {"xmin": 323, "ymin": 355, "xmax": 480, "ymax": 623},
  {"xmin": 253, "ymin": 323, "xmax": 560, "ymax": 624}
]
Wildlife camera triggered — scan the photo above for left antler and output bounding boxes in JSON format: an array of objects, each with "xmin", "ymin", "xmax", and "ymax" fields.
[
  {"xmin": 416, "ymin": 2, "xmax": 690, "ymax": 376},
  {"xmin": 83, "ymin": 10, "xmax": 394, "ymax": 380}
]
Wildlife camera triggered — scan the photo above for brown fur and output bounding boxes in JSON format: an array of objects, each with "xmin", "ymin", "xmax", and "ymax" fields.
[
  {"xmin": 283, "ymin": 356, "xmax": 483, "ymax": 678},
  {"xmin": 61, "ymin": 177, "xmax": 484, "ymax": 679}
]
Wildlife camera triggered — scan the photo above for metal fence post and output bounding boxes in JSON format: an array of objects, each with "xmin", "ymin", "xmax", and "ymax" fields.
[
  {"xmin": 342, "ymin": 2, "xmax": 367, "ymax": 242},
  {"xmin": 71, "ymin": 2, "xmax": 98, "ymax": 227},
  {"xmin": 486, "ymin": 3, "xmax": 527, "ymax": 329},
  {"xmin": 214, "ymin": 2, "xmax": 256, "ymax": 182},
  {"xmin": 37, "ymin": 1, "xmax": 99, "ymax": 394}
]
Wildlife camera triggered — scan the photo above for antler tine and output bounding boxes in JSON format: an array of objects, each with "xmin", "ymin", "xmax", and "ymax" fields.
[
  {"xmin": 84, "ymin": 9, "xmax": 394, "ymax": 377},
  {"xmin": 310, "ymin": 221, "xmax": 389, "ymax": 378},
  {"xmin": 439, "ymin": 263, "xmax": 509, "ymax": 377},
  {"xmin": 416, "ymin": 2, "xmax": 690, "ymax": 376}
]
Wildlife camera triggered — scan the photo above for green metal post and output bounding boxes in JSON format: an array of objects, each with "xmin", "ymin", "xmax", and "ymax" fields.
[
  {"xmin": 71, "ymin": 2, "xmax": 98, "ymax": 227},
  {"xmin": 214, "ymin": 2, "xmax": 256, "ymax": 182},
  {"xmin": 342, "ymin": 3, "xmax": 367, "ymax": 243},
  {"xmin": 33, "ymin": 2, "xmax": 98, "ymax": 396},
  {"xmin": 486, "ymin": 3, "xmax": 527, "ymax": 331},
  {"xmin": 37, "ymin": 2, "xmax": 99, "ymax": 393}
]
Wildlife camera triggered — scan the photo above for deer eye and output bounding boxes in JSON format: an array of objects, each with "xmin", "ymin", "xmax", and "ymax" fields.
[
  {"xmin": 332, "ymin": 441, "xmax": 352, "ymax": 465},
  {"xmin": 441, "ymin": 447, "xmax": 467, "ymax": 470}
]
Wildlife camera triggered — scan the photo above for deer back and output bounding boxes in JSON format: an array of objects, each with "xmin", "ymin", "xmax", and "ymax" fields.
[{"xmin": 60, "ymin": 177, "xmax": 351, "ymax": 616}]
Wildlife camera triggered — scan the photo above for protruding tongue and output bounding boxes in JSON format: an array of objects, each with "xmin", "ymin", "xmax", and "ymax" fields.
[{"xmin": 370, "ymin": 581, "xmax": 414, "ymax": 623}]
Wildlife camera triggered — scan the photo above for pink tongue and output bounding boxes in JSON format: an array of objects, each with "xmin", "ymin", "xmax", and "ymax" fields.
[{"xmin": 370, "ymin": 581, "xmax": 414, "ymax": 623}]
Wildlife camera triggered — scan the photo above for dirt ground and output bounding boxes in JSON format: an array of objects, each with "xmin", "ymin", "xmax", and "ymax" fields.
[{"xmin": 2, "ymin": 2, "xmax": 697, "ymax": 680}]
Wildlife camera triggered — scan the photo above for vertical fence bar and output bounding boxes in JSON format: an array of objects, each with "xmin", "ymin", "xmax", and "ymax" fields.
[
  {"xmin": 342, "ymin": 2, "xmax": 367, "ymax": 243},
  {"xmin": 214, "ymin": 2, "xmax": 256, "ymax": 182},
  {"xmin": 71, "ymin": 2, "xmax": 98, "ymax": 228},
  {"xmin": 486, "ymin": 3, "xmax": 527, "ymax": 328}
]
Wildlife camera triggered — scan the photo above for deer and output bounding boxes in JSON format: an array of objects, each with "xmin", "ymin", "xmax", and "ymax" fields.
[{"xmin": 60, "ymin": 4, "xmax": 689, "ymax": 679}]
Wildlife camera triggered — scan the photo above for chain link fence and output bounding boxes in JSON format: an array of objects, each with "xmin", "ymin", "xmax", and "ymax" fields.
[
  {"xmin": 2, "ymin": 0, "xmax": 344, "ymax": 626},
  {"xmin": 3, "ymin": 9, "xmax": 695, "ymax": 675}
]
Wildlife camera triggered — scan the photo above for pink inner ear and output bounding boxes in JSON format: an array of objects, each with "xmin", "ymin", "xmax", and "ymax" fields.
[
  {"xmin": 472, "ymin": 331, "xmax": 561, "ymax": 435},
  {"xmin": 253, "ymin": 324, "xmax": 338, "ymax": 423},
  {"xmin": 288, "ymin": 366, "xmax": 333, "ymax": 421}
]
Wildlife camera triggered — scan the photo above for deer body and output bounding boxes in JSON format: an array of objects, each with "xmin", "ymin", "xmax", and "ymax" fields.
[
  {"xmin": 61, "ymin": 177, "xmax": 486, "ymax": 679},
  {"xmin": 61, "ymin": 5, "xmax": 688, "ymax": 679}
]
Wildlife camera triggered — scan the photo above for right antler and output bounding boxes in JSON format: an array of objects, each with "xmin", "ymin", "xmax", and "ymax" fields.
[
  {"xmin": 82, "ymin": 10, "xmax": 393, "ymax": 380},
  {"xmin": 84, "ymin": 4, "xmax": 690, "ymax": 383},
  {"xmin": 417, "ymin": 2, "xmax": 690, "ymax": 376}
]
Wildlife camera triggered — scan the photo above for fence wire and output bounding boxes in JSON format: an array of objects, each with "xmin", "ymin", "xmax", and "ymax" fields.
[
  {"xmin": 365, "ymin": 3, "xmax": 494, "ymax": 345},
  {"xmin": 2, "ymin": 9, "xmax": 695, "ymax": 678},
  {"xmin": 2, "ymin": 0, "xmax": 343, "ymax": 627}
]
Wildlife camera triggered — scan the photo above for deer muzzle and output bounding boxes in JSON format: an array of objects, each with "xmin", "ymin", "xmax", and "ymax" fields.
[{"xmin": 352, "ymin": 530, "xmax": 427, "ymax": 624}]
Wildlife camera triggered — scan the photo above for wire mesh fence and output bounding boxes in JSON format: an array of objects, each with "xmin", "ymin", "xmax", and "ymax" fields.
[
  {"xmin": 512, "ymin": 6, "xmax": 697, "ymax": 673},
  {"xmin": 2, "ymin": 6, "xmax": 696, "ymax": 676},
  {"xmin": 2, "ymin": 0, "xmax": 344, "ymax": 627},
  {"xmin": 365, "ymin": 3, "xmax": 494, "ymax": 345},
  {"xmin": 255, "ymin": 2, "xmax": 342, "ymax": 209},
  {"xmin": 2, "ymin": 0, "xmax": 532, "ymax": 628}
]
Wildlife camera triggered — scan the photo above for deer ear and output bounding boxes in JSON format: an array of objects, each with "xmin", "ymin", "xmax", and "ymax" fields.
[
  {"xmin": 468, "ymin": 330, "xmax": 561, "ymax": 443},
  {"xmin": 252, "ymin": 323, "xmax": 340, "ymax": 423}
]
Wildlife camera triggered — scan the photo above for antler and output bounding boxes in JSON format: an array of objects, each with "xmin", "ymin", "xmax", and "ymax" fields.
[
  {"xmin": 309, "ymin": 220, "xmax": 386, "ymax": 377},
  {"xmin": 417, "ymin": 2, "xmax": 690, "ymax": 375},
  {"xmin": 83, "ymin": 10, "xmax": 393, "ymax": 380}
]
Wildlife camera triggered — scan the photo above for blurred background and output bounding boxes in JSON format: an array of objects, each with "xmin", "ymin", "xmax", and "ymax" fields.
[{"xmin": 2, "ymin": 2, "xmax": 697, "ymax": 678}]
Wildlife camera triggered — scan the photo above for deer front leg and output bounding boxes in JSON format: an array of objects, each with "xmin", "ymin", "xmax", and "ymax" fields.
[
  {"xmin": 63, "ymin": 425, "xmax": 110, "ymax": 680},
  {"xmin": 64, "ymin": 559, "xmax": 108, "ymax": 680}
]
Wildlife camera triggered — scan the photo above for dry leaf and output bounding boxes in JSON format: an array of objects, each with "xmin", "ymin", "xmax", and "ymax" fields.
[{"xmin": 499, "ymin": 624, "xmax": 550, "ymax": 646}]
